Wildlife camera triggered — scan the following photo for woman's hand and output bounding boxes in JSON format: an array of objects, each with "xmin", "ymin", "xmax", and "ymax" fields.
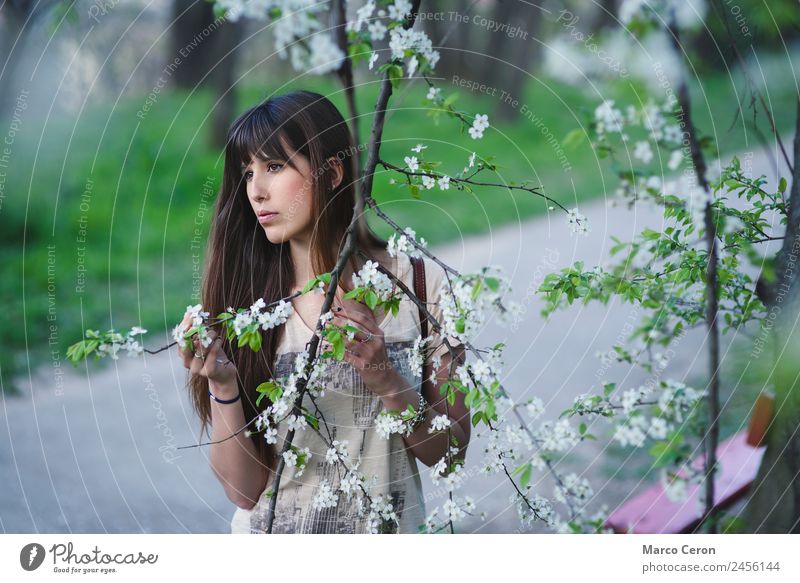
[
  {"xmin": 323, "ymin": 292, "xmax": 405, "ymax": 400},
  {"xmin": 175, "ymin": 311, "xmax": 238, "ymax": 387}
]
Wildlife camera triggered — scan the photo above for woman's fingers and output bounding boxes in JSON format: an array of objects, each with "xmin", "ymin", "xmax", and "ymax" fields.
[
  {"xmin": 205, "ymin": 333, "xmax": 231, "ymax": 368},
  {"xmin": 336, "ymin": 299, "xmax": 380, "ymax": 335},
  {"xmin": 176, "ymin": 311, "xmax": 194, "ymax": 366}
]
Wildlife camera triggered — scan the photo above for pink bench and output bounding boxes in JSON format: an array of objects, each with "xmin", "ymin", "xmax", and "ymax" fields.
[
  {"xmin": 606, "ymin": 394, "xmax": 773, "ymax": 534},
  {"xmin": 605, "ymin": 430, "xmax": 766, "ymax": 533}
]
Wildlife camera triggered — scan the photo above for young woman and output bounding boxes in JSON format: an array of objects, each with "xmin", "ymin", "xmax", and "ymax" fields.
[{"xmin": 176, "ymin": 90, "xmax": 469, "ymax": 534}]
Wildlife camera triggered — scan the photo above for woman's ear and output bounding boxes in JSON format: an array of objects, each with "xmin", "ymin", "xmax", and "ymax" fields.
[{"xmin": 327, "ymin": 157, "xmax": 344, "ymax": 190}]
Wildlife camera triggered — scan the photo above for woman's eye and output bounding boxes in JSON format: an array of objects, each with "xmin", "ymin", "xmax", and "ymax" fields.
[
  {"xmin": 268, "ymin": 163, "xmax": 283, "ymax": 172},
  {"xmin": 244, "ymin": 170, "xmax": 253, "ymax": 181}
]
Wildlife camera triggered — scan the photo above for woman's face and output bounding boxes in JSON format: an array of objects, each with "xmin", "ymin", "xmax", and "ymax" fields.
[{"xmin": 243, "ymin": 144, "xmax": 315, "ymax": 245}]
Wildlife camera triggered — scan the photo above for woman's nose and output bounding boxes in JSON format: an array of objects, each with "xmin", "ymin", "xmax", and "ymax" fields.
[{"xmin": 252, "ymin": 173, "xmax": 270, "ymax": 199}]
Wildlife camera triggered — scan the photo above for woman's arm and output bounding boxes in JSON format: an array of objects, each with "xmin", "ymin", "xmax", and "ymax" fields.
[
  {"xmin": 380, "ymin": 343, "xmax": 470, "ymax": 468},
  {"xmin": 208, "ymin": 378, "xmax": 269, "ymax": 510}
]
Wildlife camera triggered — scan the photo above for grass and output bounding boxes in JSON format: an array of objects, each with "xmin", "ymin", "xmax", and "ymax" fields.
[{"xmin": 2, "ymin": 56, "xmax": 798, "ymax": 393}]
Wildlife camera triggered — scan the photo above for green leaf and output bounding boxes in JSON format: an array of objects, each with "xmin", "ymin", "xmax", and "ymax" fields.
[
  {"xmin": 387, "ymin": 64, "xmax": 403, "ymax": 89},
  {"xmin": 255, "ymin": 381, "xmax": 280, "ymax": 407},
  {"xmin": 365, "ymin": 289, "xmax": 379, "ymax": 310},
  {"xmin": 562, "ymin": 128, "xmax": 586, "ymax": 149},
  {"xmin": 778, "ymin": 177, "xmax": 787, "ymax": 194},
  {"xmin": 248, "ymin": 330, "xmax": 262, "ymax": 352},
  {"xmin": 471, "ymin": 411, "xmax": 483, "ymax": 427},
  {"xmin": 512, "ymin": 462, "xmax": 533, "ymax": 489},
  {"xmin": 305, "ymin": 414, "xmax": 320, "ymax": 430},
  {"xmin": 471, "ymin": 279, "xmax": 483, "ymax": 301}
]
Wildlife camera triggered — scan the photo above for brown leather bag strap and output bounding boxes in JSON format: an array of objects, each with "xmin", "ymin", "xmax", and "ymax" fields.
[
  {"xmin": 410, "ymin": 255, "xmax": 432, "ymax": 395},
  {"xmin": 410, "ymin": 255, "xmax": 428, "ymax": 340}
]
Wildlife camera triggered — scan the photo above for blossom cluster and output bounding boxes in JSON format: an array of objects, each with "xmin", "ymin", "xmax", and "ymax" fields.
[
  {"xmin": 214, "ymin": 0, "xmax": 344, "ymax": 74},
  {"xmin": 352, "ymin": 259, "xmax": 395, "ymax": 302},
  {"xmin": 468, "ymin": 113, "xmax": 489, "ymax": 139},
  {"xmin": 172, "ymin": 304, "xmax": 210, "ymax": 350},
  {"xmin": 438, "ymin": 267, "xmax": 512, "ymax": 343},
  {"xmin": 230, "ymin": 297, "xmax": 294, "ymax": 336},
  {"xmin": 387, "ymin": 226, "xmax": 427, "ymax": 259},
  {"xmin": 67, "ymin": 326, "xmax": 148, "ymax": 363},
  {"xmin": 406, "ymin": 334, "xmax": 432, "ymax": 378},
  {"xmin": 611, "ymin": 380, "xmax": 705, "ymax": 455},
  {"xmin": 282, "ymin": 445, "xmax": 312, "ymax": 477}
]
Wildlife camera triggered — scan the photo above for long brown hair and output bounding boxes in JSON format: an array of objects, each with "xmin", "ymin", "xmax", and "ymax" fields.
[{"xmin": 190, "ymin": 90, "xmax": 386, "ymax": 473}]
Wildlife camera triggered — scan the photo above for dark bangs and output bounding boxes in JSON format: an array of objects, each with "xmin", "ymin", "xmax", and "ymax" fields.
[{"xmin": 227, "ymin": 103, "xmax": 309, "ymax": 174}]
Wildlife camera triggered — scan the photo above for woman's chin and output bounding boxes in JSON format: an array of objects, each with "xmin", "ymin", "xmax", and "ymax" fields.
[{"xmin": 262, "ymin": 227, "xmax": 286, "ymax": 244}]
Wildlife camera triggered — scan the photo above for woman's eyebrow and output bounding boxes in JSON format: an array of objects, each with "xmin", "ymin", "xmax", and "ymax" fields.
[{"xmin": 241, "ymin": 156, "xmax": 283, "ymax": 170}]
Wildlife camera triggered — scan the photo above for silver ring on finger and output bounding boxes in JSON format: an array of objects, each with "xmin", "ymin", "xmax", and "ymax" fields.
[
  {"xmin": 359, "ymin": 332, "xmax": 374, "ymax": 344},
  {"xmin": 194, "ymin": 351, "xmax": 205, "ymax": 360}
]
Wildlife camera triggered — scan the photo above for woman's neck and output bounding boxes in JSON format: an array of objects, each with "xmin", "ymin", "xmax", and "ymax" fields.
[{"xmin": 288, "ymin": 239, "xmax": 391, "ymax": 293}]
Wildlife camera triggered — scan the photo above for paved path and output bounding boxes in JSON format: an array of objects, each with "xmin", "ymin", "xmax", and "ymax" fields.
[{"xmin": 1, "ymin": 147, "xmax": 789, "ymax": 533}]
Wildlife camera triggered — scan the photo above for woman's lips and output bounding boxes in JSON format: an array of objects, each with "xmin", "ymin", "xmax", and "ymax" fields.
[{"xmin": 258, "ymin": 212, "xmax": 278, "ymax": 224}]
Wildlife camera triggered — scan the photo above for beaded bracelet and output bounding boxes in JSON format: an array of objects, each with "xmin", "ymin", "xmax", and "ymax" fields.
[
  {"xmin": 407, "ymin": 391, "xmax": 429, "ymax": 431},
  {"xmin": 209, "ymin": 389, "xmax": 241, "ymax": 404}
]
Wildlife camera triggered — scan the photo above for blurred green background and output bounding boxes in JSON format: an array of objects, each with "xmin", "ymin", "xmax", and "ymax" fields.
[{"xmin": 1, "ymin": 0, "xmax": 798, "ymax": 393}]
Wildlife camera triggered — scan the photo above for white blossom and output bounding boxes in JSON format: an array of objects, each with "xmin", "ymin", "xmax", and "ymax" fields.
[
  {"xmin": 526, "ymin": 397, "xmax": 545, "ymax": 420},
  {"xmin": 387, "ymin": 0, "xmax": 412, "ymax": 21},
  {"xmin": 368, "ymin": 51, "xmax": 379, "ymax": 69},
  {"xmin": 387, "ymin": 227, "xmax": 427, "ymax": 259},
  {"xmin": 537, "ymin": 419, "xmax": 579, "ymax": 453},
  {"xmin": 312, "ymin": 480, "xmax": 339, "ymax": 509},
  {"xmin": 352, "ymin": 260, "xmax": 394, "ymax": 301},
  {"xmin": 668, "ymin": 149, "xmax": 683, "ymax": 170},
  {"xmin": 263, "ymin": 427, "xmax": 278, "ymax": 444},
  {"xmin": 282, "ymin": 449, "xmax": 298, "ymax": 468},
  {"xmin": 613, "ymin": 415, "xmax": 648, "ymax": 447},
  {"xmin": 647, "ymin": 416, "xmax": 671, "ymax": 440},
  {"xmin": 368, "ymin": 20, "xmax": 387, "ymax": 40},
  {"xmin": 374, "ymin": 410, "xmax": 409, "ymax": 439},
  {"xmin": 594, "ymin": 100, "xmax": 624, "ymax": 133},
  {"xmin": 406, "ymin": 334, "xmax": 432, "ymax": 377},
  {"xmin": 633, "ymin": 140, "xmax": 654, "ymax": 164},
  {"xmin": 442, "ymin": 498, "xmax": 466, "ymax": 522},
  {"xmin": 554, "ymin": 473, "xmax": 593, "ymax": 506},
  {"xmin": 346, "ymin": 0, "xmax": 375, "ymax": 32},
  {"xmin": 388, "ymin": 25, "xmax": 440, "ymax": 70},
  {"xmin": 429, "ymin": 414, "xmax": 452, "ymax": 434},
  {"xmin": 287, "ymin": 414, "xmax": 308, "ymax": 432},
  {"xmin": 566, "ymin": 207, "xmax": 590, "ymax": 236}
]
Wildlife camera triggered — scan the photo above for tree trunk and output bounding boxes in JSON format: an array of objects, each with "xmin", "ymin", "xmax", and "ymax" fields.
[
  {"xmin": 481, "ymin": 0, "xmax": 541, "ymax": 122},
  {"xmin": 743, "ymin": 100, "xmax": 800, "ymax": 533},
  {"xmin": 168, "ymin": 0, "xmax": 219, "ymax": 90},
  {"xmin": 208, "ymin": 19, "xmax": 243, "ymax": 149}
]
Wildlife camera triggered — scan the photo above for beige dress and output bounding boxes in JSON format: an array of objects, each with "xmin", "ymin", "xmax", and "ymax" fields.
[{"xmin": 230, "ymin": 253, "xmax": 456, "ymax": 534}]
